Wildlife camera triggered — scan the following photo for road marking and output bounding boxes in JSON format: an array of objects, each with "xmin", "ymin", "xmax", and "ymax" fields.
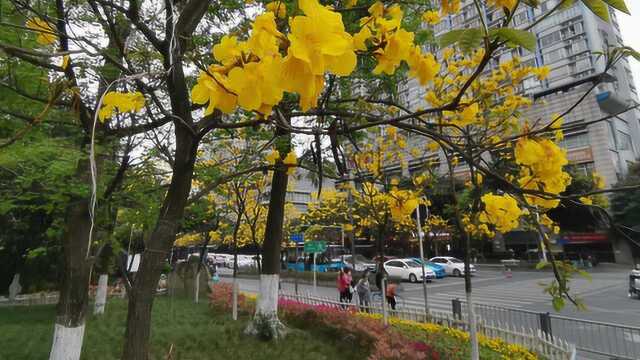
[{"xmin": 401, "ymin": 275, "xmax": 512, "ymax": 292}]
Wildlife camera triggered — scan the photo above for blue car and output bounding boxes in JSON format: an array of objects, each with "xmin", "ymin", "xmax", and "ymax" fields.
[{"xmin": 410, "ymin": 258, "xmax": 446, "ymax": 278}]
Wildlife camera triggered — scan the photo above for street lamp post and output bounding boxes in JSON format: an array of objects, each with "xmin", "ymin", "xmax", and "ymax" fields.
[{"xmin": 415, "ymin": 203, "xmax": 429, "ymax": 315}]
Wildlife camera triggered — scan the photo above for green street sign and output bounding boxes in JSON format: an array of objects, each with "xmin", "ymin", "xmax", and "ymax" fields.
[{"xmin": 304, "ymin": 241, "xmax": 327, "ymax": 253}]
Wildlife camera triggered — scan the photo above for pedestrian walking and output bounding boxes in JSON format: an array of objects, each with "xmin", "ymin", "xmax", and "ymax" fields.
[
  {"xmin": 356, "ymin": 269, "xmax": 372, "ymax": 312},
  {"xmin": 337, "ymin": 267, "xmax": 352, "ymax": 307},
  {"xmin": 385, "ymin": 282, "xmax": 397, "ymax": 310}
]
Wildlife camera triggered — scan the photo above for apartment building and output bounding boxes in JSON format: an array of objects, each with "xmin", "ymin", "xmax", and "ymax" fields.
[{"xmin": 397, "ymin": 0, "xmax": 640, "ymax": 263}]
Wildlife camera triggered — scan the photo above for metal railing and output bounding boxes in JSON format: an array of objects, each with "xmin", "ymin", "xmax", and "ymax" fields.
[
  {"xmin": 549, "ymin": 315, "xmax": 640, "ymax": 360},
  {"xmin": 456, "ymin": 299, "xmax": 640, "ymax": 360},
  {"xmin": 280, "ymin": 291, "xmax": 575, "ymax": 360}
]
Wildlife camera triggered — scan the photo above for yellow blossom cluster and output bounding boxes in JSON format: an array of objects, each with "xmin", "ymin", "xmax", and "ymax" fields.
[
  {"xmin": 354, "ymin": 2, "xmax": 440, "ymax": 85},
  {"xmin": 174, "ymin": 232, "xmax": 204, "ymax": 247},
  {"xmin": 26, "ymin": 18, "xmax": 57, "ymax": 45},
  {"xmin": 487, "ymin": 0, "xmax": 517, "ymax": 11},
  {"xmin": 514, "ymin": 137, "xmax": 571, "ymax": 208},
  {"xmin": 479, "ymin": 193, "xmax": 523, "ymax": 233},
  {"xmin": 192, "ymin": 0, "xmax": 356, "ymax": 114},
  {"xmin": 98, "ymin": 91, "xmax": 145, "ymax": 122},
  {"xmin": 353, "ymin": 128, "xmax": 412, "ymax": 177},
  {"xmin": 424, "ymin": 55, "xmax": 548, "ymax": 136},
  {"xmin": 462, "ymin": 214, "xmax": 494, "ymax": 238},
  {"xmin": 265, "ymin": 149, "xmax": 297, "ymax": 175}
]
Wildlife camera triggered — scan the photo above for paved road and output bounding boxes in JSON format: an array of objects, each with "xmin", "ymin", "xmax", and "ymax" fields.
[{"xmin": 222, "ymin": 267, "xmax": 640, "ymax": 359}]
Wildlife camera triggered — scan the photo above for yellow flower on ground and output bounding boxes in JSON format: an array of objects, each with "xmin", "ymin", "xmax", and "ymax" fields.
[
  {"xmin": 98, "ymin": 91, "xmax": 145, "ymax": 122},
  {"xmin": 422, "ymin": 10, "xmax": 440, "ymax": 25},
  {"xmin": 26, "ymin": 18, "xmax": 57, "ymax": 45},
  {"xmin": 265, "ymin": 1, "xmax": 287, "ymax": 18}
]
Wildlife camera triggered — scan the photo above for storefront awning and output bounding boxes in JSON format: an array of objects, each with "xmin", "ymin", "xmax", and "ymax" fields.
[{"xmin": 557, "ymin": 233, "xmax": 609, "ymax": 245}]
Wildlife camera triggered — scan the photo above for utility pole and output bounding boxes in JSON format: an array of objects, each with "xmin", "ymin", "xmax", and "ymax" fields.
[
  {"xmin": 415, "ymin": 203, "xmax": 429, "ymax": 315},
  {"xmin": 347, "ymin": 173, "xmax": 357, "ymax": 271}
]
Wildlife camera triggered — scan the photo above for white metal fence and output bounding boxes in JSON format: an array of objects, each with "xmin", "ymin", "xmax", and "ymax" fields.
[{"xmin": 279, "ymin": 291, "xmax": 576, "ymax": 360}]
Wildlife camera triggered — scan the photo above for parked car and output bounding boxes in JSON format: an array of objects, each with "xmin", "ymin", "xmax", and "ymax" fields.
[
  {"xmin": 340, "ymin": 255, "xmax": 377, "ymax": 272},
  {"xmin": 384, "ymin": 259, "xmax": 436, "ymax": 283},
  {"xmin": 224, "ymin": 255, "xmax": 258, "ymax": 269},
  {"xmin": 209, "ymin": 253, "xmax": 233, "ymax": 266},
  {"xmin": 372, "ymin": 255, "xmax": 397, "ymax": 264},
  {"xmin": 429, "ymin": 256, "xmax": 476, "ymax": 277},
  {"xmin": 409, "ymin": 258, "xmax": 446, "ymax": 278}
]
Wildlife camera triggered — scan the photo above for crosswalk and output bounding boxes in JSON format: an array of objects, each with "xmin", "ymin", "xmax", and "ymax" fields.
[{"xmin": 399, "ymin": 276, "xmax": 623, "ymax": 313}]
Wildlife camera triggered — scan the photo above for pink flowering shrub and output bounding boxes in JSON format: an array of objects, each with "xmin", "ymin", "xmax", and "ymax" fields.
[
  {"xmin": 208, "ymin": 283, "xmax": 254, "ymax": 314},
  {"xmin": 209, "ymin": 285, "xmax": 439, "ymax": 360}
]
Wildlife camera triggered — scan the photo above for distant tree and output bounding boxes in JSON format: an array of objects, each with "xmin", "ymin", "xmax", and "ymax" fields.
[{"xmin": 611, "ymin": 163, "xmax": 640, "ymax": 227}]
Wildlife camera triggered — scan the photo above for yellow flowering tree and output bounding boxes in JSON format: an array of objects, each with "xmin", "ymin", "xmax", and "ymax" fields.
[{"xmin": 5, "ymin": 0, "xmax": 639, "ymax": 357}]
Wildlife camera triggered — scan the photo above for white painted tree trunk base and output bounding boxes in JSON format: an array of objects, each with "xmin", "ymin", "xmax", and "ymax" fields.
[
  {"xmin": 232, "ymin": 276, "xmax": 238, "ymax": 320},
  {"xmin": 49, "ymin": 323, "xmax": 85, "ymax": 360},
  {"xmin": 466, "ymin": 291, "xmax": 480, "ymax": 360},
  {"xmin": 244, "ymin": 274, "xmax": 287, "ymax": 340},
  {"xmin": 94, "ymin": 274, "xmax": 108, "ymax": 315},
  {"xmin": 195, "ymin": 271, "xmax": 200, "ymax": 304}
]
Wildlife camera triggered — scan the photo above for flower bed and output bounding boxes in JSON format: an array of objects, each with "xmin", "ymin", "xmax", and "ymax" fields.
[{"xmin": 209, "ymin": 283, "xmax": 539, "ymax": 360}]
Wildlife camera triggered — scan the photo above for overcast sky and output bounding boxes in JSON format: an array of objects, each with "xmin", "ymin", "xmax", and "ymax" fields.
[{"xmin": 618, "ymin": 4, "xmax": 640, "ymax": 92}]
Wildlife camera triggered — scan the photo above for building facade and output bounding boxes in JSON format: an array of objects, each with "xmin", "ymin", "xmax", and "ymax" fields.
[{"xmin": 397, "ymin": 0, "xmax": 640, "ymax": 262}]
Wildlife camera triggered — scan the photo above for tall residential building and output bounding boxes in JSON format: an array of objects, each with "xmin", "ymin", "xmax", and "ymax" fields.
[
  {"xmin": 396, "ymin": 0, "xmax": 640, "ymax": 263},
  {"xmin": 402, "ymin": 0, "xmax": 640, "ymax": 187},
  {"xmin": 263, "ymin": 168, "xmax": 335, "ymax": 213}
]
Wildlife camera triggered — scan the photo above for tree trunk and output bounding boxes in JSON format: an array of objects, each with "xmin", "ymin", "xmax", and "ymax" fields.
[
  {"xmin": 121, "ymin": 125, "xmax": 197, "ymax": 360},
  {"xmin": 49, "ymin": 159, "xmax": 95, "ymax": 360},
  {"xmin": 245, "ymin": 143, "xmax": 289, "ymax": 339},
  {"xmin": 94, "ymin": 274, "xmax": 109, "ymax": 315}
]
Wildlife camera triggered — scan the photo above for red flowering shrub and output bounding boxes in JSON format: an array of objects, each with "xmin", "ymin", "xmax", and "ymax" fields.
[
  {"xmin": 209, "ymin": 284, "xmax": 439, "ymax": 360},
  {"xmin": 208, "ymin": 283, "xmax": 254, "ymax": 314}
]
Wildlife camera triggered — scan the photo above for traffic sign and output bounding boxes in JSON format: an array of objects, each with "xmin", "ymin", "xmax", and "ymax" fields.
[
  {"xmin": 304, "ymin": 240, "xmax": 327, "ymax": 253},
  {"xmin": 290, "ymin": 233, "xmax": 304, "ymax": 243}
]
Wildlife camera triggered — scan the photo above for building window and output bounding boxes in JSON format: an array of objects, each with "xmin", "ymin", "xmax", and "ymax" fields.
[
  {"xmin": 540, "ymin": 30, "xmax": 561, "ymax": 47},
  {"xmin": 543, "ymin": 48, "xmax": 565, "ymax": 64},
  {"xmin": 617, "ymin": 130, "xmax": 632, "ymax": 151},
  {"xmin": 558, "ymin": 132, "xmax": 589, "ymax": 149},
  {"xmin": 566, "ymin": 162, "xmax": 594, "ymax": 176}
]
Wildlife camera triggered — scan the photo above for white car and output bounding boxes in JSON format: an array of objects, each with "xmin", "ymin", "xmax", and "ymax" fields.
[
  {"xmin": 210, "ymin": 253, "xmax": 233, "ymax": 266},
  {"xmin": 225, "ymin": 255, "xmax": 258, "ymax": 269},
  {"xmin": 429, "ymin": 256, "xmax": 476, "ymax": 277},
  {"xmin": 384, "ymin": 259, "xmax": 436, "ymax": 283},
  {"xmin": 340, "ymin": 255, "xmax": 377, "ymax": 272}
]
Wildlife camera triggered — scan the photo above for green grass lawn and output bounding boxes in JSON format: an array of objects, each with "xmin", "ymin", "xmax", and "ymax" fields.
[{"xmin": 0, "ymin": 297, "xmax": 364, "ymax": 360}]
